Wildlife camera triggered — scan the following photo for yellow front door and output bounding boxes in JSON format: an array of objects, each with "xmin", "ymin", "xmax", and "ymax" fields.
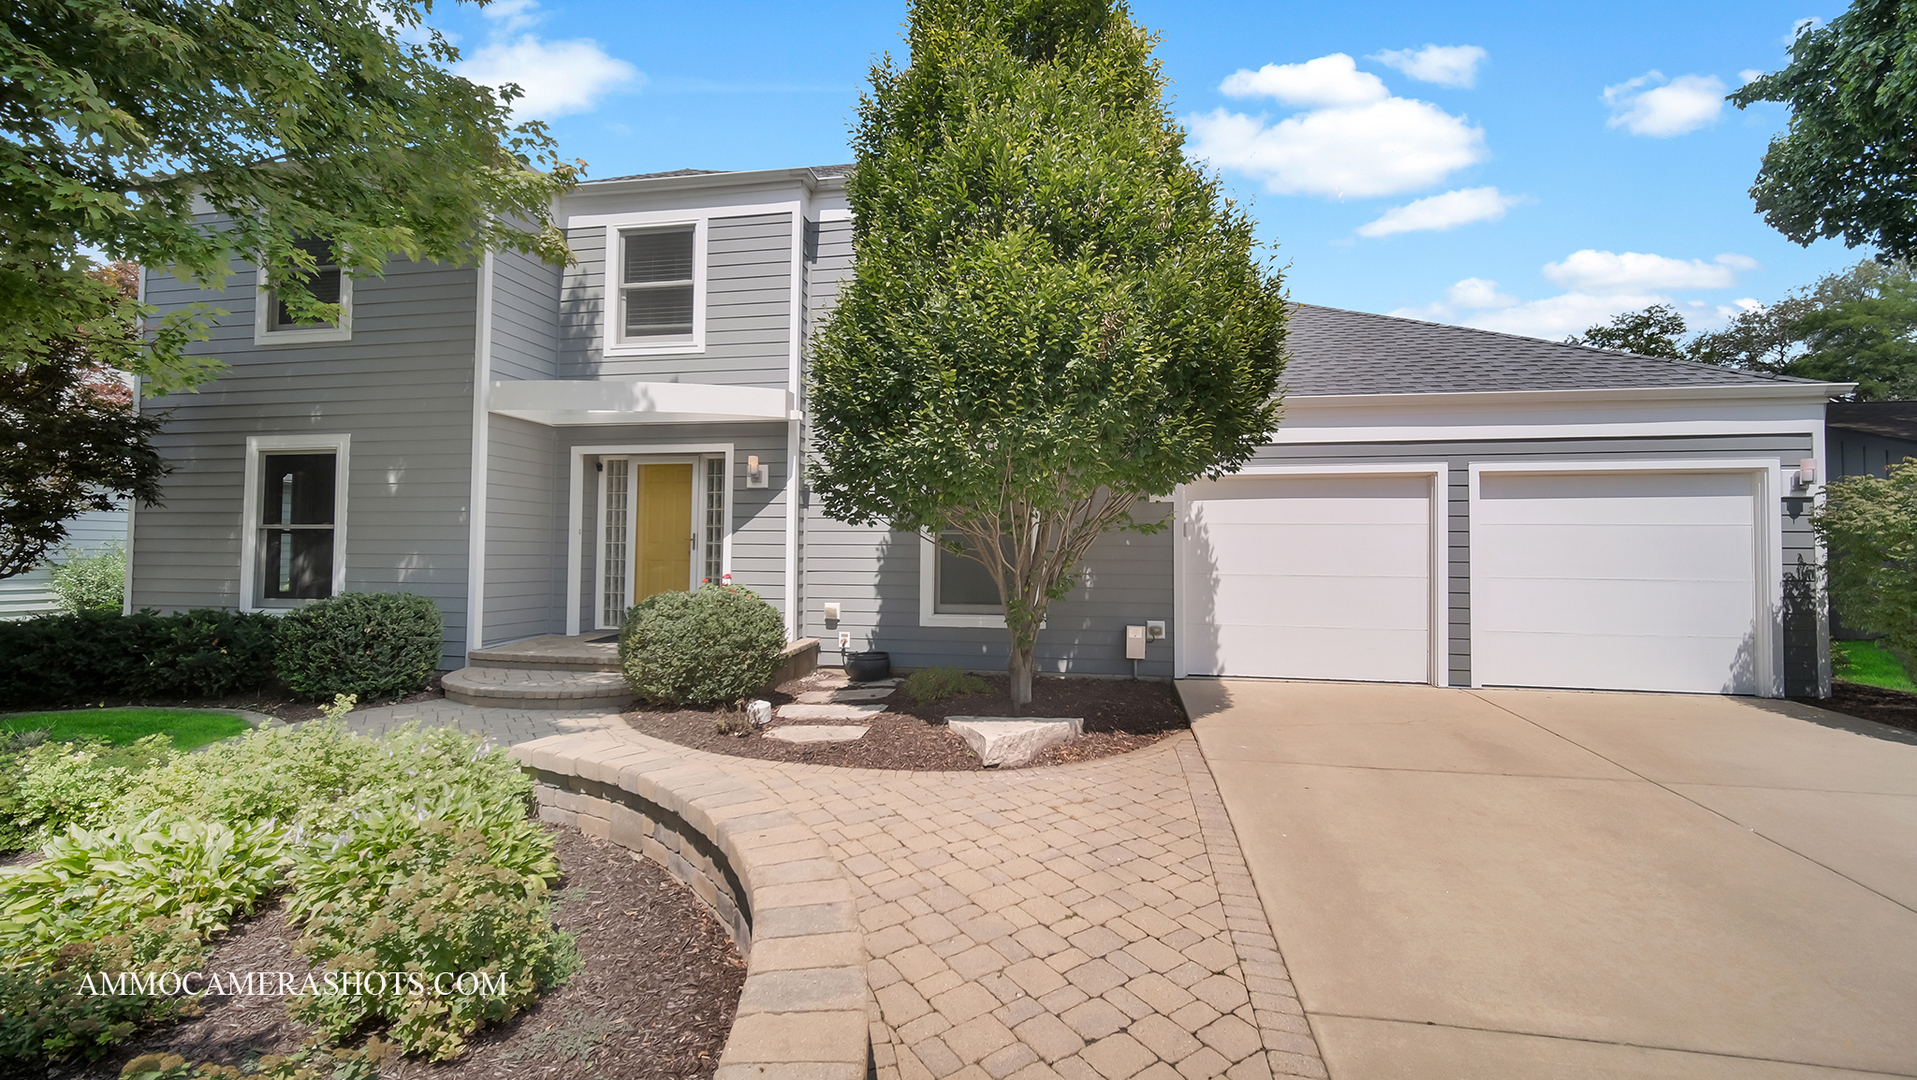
[{"xmin": 635, "ymin": 463, "xmax": 694, "ymax": 603}]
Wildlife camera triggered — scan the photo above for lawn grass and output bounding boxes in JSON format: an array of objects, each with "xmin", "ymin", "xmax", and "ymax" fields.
[
  {"xmin": 1832, "ymin": 639, "xmax": 1917, "ymax": 693},
  {"xmin": 0, "ymin": 707, "xmax": 251, "ymax": 752}
]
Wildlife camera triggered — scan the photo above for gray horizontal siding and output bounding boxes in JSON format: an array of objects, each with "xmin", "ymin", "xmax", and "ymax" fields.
[
  {"xmin": 492, "ymin": 247, "xmax": 561, "ymax": 381},
  {"xmin": 132, "ymin": 255, "xmax": 478, "ymax": 669},
  {"xmin": 1830, "ymin": 430, "xmax": 1917, "ymax": 481},
  {"xmin": 483, "ymin": 416, "xmax": 561, "ymax": 645},
  {"xmin": 800, "ymin": 507, "xmax": 1176, "ymax": 679},
  {"xmin": 558, "ymin": 213, "xmax": 793, "ymax": 387},
  {"xmin": 1249, "ymin": 434, "xmax": 1821, "ymax": 696}
]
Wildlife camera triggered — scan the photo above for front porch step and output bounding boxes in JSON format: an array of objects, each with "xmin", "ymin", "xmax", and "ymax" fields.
[
  {"xmin": 443, "ymin": 666, "xmax": 636, "ymax": 710},
  {"xmin": 469, "ymin": 635, "xmax": 620, "ymax": 672}
]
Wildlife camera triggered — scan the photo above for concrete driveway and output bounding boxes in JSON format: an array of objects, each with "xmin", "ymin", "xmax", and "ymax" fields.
[{"xmin": 1180, "ymin": 679, "xmax": 1917, "ymax": 1079}]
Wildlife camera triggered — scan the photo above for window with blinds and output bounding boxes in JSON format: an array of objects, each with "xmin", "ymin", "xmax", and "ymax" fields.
[
  {"xmin": 272, "ymin": 238, "xmax": 344, "ymax": 330},
  {"xmin": 619, "ymin": 225, "xmax": 696, "ymax": 341}
]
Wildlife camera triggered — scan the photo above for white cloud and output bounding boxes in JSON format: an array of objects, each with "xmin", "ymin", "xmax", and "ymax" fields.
[
  {"xmin": 482, "ymin": 0, "xmax": 543, "ymax": 32},
  {"xmin": 1464, "ymin": 292, "xmax": 1668, "ymax": 339},
  {"xmin": 1788, "ymin": 17, "xmax": 1822, "ymax": 44},
  {"xmin": 1220, "ymin": 54, "xmax": 1388, "ymax": 107},
  {"xmin": 456, "ymin": 35, "xmax": 641, "ymax": 120},
  {"xmin": 1739, "ymin": 68, "xmax": 1765, "ymax": 84},
  {"xmin": 1373, "ymin": 45, "xmax": 1487, "ymax": 88},
  {"xmin": 1542, "ymin": 249, "xmax": 1756, "ymax": 293},
  {"xmin": 1446, "ymin": 277, "xmax": 1519, "ymax": 309},
  {"xmin": 1603, "ymin": 71, "xmax": 1726, "ymax": 137},
  {"xmin": 1356, "ymin": 186, "xmax": 1519, "ymax": 237},
  {"xmin": 1190, "ymin": 54, "xmax": 1492, "ymax": 200}
]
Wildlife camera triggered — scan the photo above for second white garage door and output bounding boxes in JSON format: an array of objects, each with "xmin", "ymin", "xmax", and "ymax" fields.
[
  {"xmin": 1183, "ymin": 473, "xmax": 1438, "ymax": 682},
  {"xmin": 1473, "ymin": 468, "xmax": 1764, "ymax": 695}
]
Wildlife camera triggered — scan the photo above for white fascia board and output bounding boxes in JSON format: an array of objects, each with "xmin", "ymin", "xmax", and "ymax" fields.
[
  {"xmin": 563, "ymin": 187, "xmax": 810, "ymax": 227},
  {"xmin": 563, "ymin": 167, "xmax": 844, "ymax": 209},
  {"xmin": 1272, "ymin": 384, "xmax": 1845, "ymax": 444},
  {"xmin": 489, "ymin": 379, "xmax": 791, "ymax": 425}
]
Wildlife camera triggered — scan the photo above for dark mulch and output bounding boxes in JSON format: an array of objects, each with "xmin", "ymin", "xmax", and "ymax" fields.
[
  {"xmin": 1792, "ymin": 680, "xmax": 1917, "ymax": 737},
  {"xmin": 622, "ymin": 672, "xmax": 1189, "ymax": 770},
  {"xmin": 25, "ymin": 676, "xmax": 447, "ymax": 724},
  {"xmin": 55, "ymin": 825, "xmax": 744, "ymax": 1080}
]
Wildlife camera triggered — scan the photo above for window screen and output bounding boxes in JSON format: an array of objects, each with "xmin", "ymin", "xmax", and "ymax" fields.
[
  {"xmin": 620, "ymin": 225, "xmax": 695, "ymax": 339},
  {"xmin": 935, "ymin": 533, "xmax": 1006, "ymax": 614},
  {"xmin": 259, "ymin": 453, "xmax": 336, "ymax": 600}
]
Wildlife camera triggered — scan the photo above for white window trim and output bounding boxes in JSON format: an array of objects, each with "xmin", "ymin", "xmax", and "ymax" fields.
[
  {"xmin": 566, "ymin": 442, "xmax": 734, "ymax": 635},
  {"xmin": 919, "ymin": 531, "xmax": 1012, "ymax": 629},
  {"xmin": 253, "ymin": 258, "xmax": 353, "ymax": 345},
  {"xmin": 240, "ymin": 433, "xmax": 350, "ymax": 612},
  {"xmin": 1465, "ymin": 458, "xmax": 1786, "ymax": 698},
  {"xmin": 1171, "ymin": 463, "xmax": 1450, "ymax": 686},
  {"xmin": 602, "ymin": 213, "xmax": 708, "ymax": 357}
]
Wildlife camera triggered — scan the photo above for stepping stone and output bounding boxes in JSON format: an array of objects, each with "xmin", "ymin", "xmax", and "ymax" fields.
[
  {"xmin": 947, "ymin": 717, "xmax": 1084, "ymax": 768},
  {"xmin": 764, "ymin": 725, "xmax": 869, "ymax": 744},
  {"xmin": 795, "ymin": 687, "xmax": 894, "ymax": 704},
  {"xmin": 851, "ymin": 677, "xmax": 902, "ymax": 688},
  {"xmin": 777, "ymin": 703, "xmax": 890, "ymax": 721}
]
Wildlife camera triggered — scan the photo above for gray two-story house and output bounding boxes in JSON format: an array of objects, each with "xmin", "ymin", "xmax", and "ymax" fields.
[{"xmin": 131, "ymin": 164, "xmax": 1846, "ymax": 700}]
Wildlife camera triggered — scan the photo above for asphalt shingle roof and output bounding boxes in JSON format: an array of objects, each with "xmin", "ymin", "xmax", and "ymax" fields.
[
  {"xmin": 1828, "ymin": 401, "xmax": 1917, "ymax": 440},
  {"xmin": 1285, "ymin": 303, "xmax": 1821, "ymax": 395}
]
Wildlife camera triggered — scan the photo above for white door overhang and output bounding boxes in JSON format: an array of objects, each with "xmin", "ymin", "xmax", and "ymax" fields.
[{"xmin": 490, "ymin": 378, "xmax": 794, "ymax": 425}]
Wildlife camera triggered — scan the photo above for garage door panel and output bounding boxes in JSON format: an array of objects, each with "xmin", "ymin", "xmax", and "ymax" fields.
[
  {"xmin": 1185, "ymin": 472, "xmax": 1436, "ymax": 683},
  {"xmin": 1474, "ymin": 467, "xmax": 1761, "ymax": 695},
  {"xmin": 1201, "ymin": 572, "xmax": 1431, "ymax": 631},
  {"xmin": 1201, "ymin": 626, "xmax": 1431, "ymax": 683},
  {"xmin": 1192, "ymin": 521, "xmax": 1428, "ymax": 565},
  {"xmin": 1478, "ymin": 630, "xmax": 1756, "ymax": 695},
  {"xmin": 1477, "ymin": 578, "xmax": 1755, "ymax": 637},
  {"xmin": 1483, "ymin": 523, "xmax": 1756, "ymax": 580}
]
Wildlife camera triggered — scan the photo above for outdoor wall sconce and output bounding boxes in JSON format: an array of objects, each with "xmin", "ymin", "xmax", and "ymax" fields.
[{"xmin": 745, "ymin": 455, "xmax": 768, "ymax": 488}]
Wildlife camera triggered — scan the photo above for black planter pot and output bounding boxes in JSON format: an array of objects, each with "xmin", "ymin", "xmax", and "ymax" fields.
[{"xmin": 845, "ymin": 651, "xmax": 891, "ymax": 682}]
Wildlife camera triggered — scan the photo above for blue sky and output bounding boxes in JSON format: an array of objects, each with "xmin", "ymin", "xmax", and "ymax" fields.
[{"xmin": 429, "ymin": 0, "xmax": 1861, "ymax": 342}]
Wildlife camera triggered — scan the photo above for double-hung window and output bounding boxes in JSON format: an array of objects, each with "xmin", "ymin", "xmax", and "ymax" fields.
[
  {"xmin": 243, "ymin": 435, "xmax": 349, "ymax": 608},
  {"xmin": 619, "ymin": 225, "xmax": 697, "ymax": 345},
  {"xmin": 255, "ymin": 237, "xmax": 352, "ymax": 344}
]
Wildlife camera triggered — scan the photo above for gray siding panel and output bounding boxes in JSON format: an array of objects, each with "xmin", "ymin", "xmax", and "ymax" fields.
[
  {"xmin": 0, "ymin": 508, "xmax": 128, "ymax": 620},
  {"xmin": 132, "ymin": 256, "xmax": 477, "ymax": 668},
  {"xmin": 558, "ymin": 213, "xmax": 793, "ymax": 388},
  {"xmin": 483, "ymin": 416, "xmax": 561, "ymax": 644},
  {"xmin": 491, "ymin": 247, "xmax": 561, "ymax": 381}
]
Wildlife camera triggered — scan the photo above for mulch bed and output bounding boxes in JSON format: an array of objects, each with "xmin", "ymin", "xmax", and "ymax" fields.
[
  {"xmin": 54, "ymin": 825, "xmax": 744, "ymax": 1080},
  {"xmin": 1792, "ymin": 680, "xmax": 1917, "ymax": 737},
  {"xmin": 622, "ymin": 672, "xmax": 1189, "ymax": 770}
]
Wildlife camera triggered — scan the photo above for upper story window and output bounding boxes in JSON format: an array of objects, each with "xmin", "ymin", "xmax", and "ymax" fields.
[
  {"xmin": 620, "ymin": 225, "xmax": 696, "ymax": 343},
  {"xmin": 255, "ymin": 237, "xmax": 352, "ymax": 345}
]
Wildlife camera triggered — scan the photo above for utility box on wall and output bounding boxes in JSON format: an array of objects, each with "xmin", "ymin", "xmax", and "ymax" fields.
[{"xmin": 1125, "ymin": 624, "xmax": 1148, "ymax": 660}]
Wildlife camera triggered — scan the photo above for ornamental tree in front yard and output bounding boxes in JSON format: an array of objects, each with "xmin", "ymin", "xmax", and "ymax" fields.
[{"xmin": 808, "ymin": 0, "xmax": 1288, "ymax": 705}]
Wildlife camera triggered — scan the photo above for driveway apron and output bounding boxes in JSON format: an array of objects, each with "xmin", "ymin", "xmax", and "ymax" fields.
[{"xmin": 1184, "ymin": 679, "xmax": 1917, "ymax": 1080}]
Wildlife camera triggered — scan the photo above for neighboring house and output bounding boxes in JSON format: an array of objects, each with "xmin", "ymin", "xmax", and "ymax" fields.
[
  {"xmin": 1820, "ymin": 401, "xmax": 1917, "ymax": 640},
  {"xmin": 129, "ymin": 164, "xmax": 1846, "ymax": 699},
  {"xmin": 0, "ymin": 506, "xmax": 127, "ymax": 620}
]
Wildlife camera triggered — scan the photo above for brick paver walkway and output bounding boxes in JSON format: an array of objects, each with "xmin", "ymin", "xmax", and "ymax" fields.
[{"xmin": 344, "ymin": 699, "xmax": 1327, "ymax": 1080}]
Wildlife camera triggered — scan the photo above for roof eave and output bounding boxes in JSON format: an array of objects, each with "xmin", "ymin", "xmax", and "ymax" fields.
[
  {"xmin": 572, "ymin": 165, "xmax": 846, "ymax": 198},
  {"xmin": 1285, "ymin": 383, "xmax": 1854, "ymax": 409}
]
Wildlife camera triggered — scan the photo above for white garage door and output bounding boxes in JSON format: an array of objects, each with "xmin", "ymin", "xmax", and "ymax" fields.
[
  {"xmin": 1184, "ymin": 473, "xmax": 1435, "ymax": 682},
  {"xmin": 1474, "ymin": 470, "xmax": 1761, "ymax": 695}
]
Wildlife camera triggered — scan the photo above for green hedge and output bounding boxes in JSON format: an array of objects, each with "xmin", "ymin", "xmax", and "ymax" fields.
[
  {"xmin": 0, "ymin": 609, "xmax": 279, "ymax": 708},
  {"xmin": 274, "ymin": 592, "xmax": 444, "ymax": 701},
  {"xmin": 619, "ymin": 582, "xmax": 788, "ymax": 707}
]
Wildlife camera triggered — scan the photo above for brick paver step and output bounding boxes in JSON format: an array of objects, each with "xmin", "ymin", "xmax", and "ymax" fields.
[{"xmin": 442, "ymin": 665, "xmax": 636, "ymax": 709}]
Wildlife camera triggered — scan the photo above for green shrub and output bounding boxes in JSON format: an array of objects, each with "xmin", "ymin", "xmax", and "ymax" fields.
[
  {"xmin": 0, "ymin": 609, "xmax": 279, "ymax": 708},
  {"xmin": 1816, "ymin": 460, "xmax": 1917, "ymax": 683},
  {"xmin": 8, "ymin": 736, "xmax": 174, "ymax": 849},
  {"xmin": 0, "ymin": 815, "xmax": 289, "ymax": 1061},
  {"xmin": 274, "ymin": 592, "xmax": 445, "ymax": 701},
  {"xmin": 286, "ymin": 787, "xmax": 572, "ymax": 1061},
  {"xmin": 903, "ymin": 666, "xmax": 986, "ymax": 704},
  {"xmin": 619, "ymin": 582, "xmax": 788, "ymax": 707},
  {"xmin": 49, "ymin": 542, "xmax": 125, "ymax": 615}
]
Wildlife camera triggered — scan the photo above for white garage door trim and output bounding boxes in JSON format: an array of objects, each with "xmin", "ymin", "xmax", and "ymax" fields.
[
  {"xmin": 1173, "ymin": 462, "xmax": 1449, "ymax": 686},
  {"xmin": 1466, "ymin": 459, "xmax": 1785, "ymax": 698}
]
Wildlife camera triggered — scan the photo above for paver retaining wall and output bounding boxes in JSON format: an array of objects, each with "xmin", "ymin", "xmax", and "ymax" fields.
[{"xmin": 513, "ymin": 732, "xmax": 870, "ymax": 1079}]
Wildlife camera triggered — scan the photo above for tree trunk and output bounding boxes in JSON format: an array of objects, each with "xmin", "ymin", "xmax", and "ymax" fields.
[{"xmin": 1008, "ymin": 646, "xmax": 1036, "ymax": 709}]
